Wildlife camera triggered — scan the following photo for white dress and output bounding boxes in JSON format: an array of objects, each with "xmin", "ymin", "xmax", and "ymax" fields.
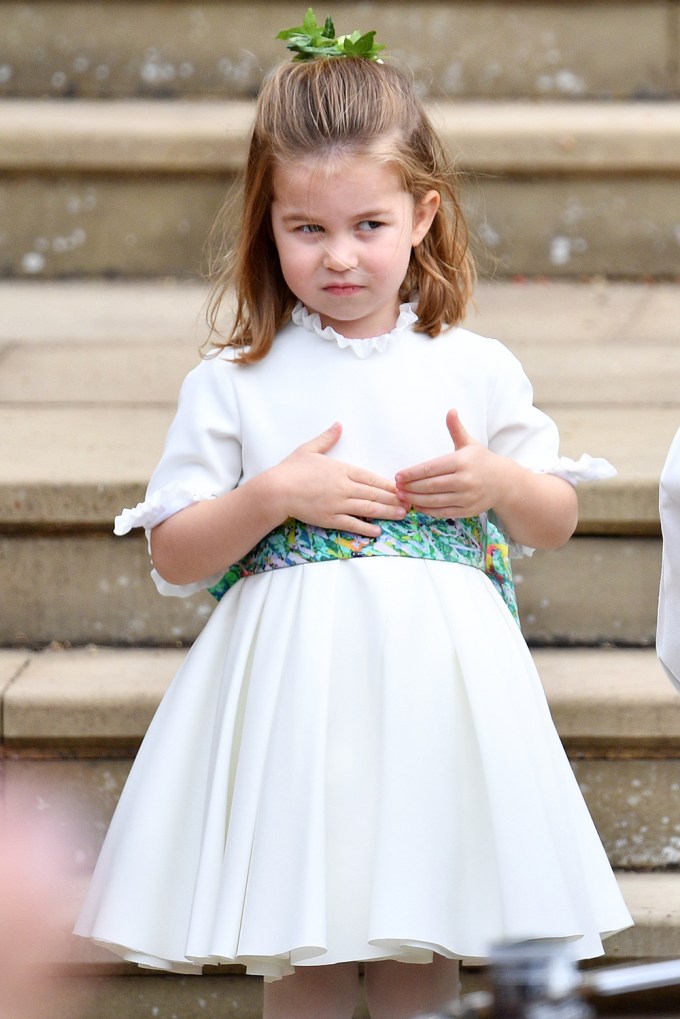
[
  {"xmin": 75, "ymin": 303, "xmax": 633, "ymax": 979},
  {"xmin": 658, "ymin": 426, "xmax": 680, "ymax": 692}
]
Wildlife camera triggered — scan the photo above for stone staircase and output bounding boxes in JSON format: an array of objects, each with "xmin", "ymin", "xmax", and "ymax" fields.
[{"xmin": 2, "ymin": 2, "xmax": 680, "ymax": 1017}]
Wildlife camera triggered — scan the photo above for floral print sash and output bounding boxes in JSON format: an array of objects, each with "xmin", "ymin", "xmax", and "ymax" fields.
[{"xmin": 208, "ymin": 511, "xmax": 519, "ymax": 624}]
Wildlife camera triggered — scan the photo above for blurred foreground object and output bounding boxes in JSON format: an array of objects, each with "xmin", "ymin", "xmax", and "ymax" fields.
[
  {"xmin": 0, "ymin": 799, "xmax": 85, "ymax": 1019},
  {"xmin": 419, "ymin": 940, "xmax": 680, "ymax": 1018}
]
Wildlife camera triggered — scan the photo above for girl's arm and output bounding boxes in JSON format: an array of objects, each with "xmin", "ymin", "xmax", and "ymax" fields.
[
  {"xmin": 151, "ymin": 421, "xmax": 407, "ymax": 586},
  {"xmin": 394, "ymin": 409, "xmax": 578, "ymax": 550}
]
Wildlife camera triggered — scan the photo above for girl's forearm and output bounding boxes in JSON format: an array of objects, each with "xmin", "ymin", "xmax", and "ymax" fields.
[
  {"xmin": 149, "ymin": 470, "xmax": 286, "ymax": 586},
  {"xmin": 493, "ymin": 462, "xmax": 578, "ymax": 550},
  {"xmin": 150, "ymin": 451, "xmax": 577, "ymax": 586}
]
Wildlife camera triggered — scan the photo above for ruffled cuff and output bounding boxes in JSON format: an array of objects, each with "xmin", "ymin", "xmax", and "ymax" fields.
[
  {"xmin": 115, "ymin": 483, "xmax": 222, "ymax": 598},
  {"xmin": 114, "ymin": 483, "xmax": 216, "ymax": 535},
  {"xmin": 543, "ymin": 453, "xmax": 617, "ymax": 485},
  {"xmin": 508, "ymin": 454, "xmax": 616, "ymax": 559},
  {"xmin": 150, "ymin": 566, "xmax": 225, "ymax": 599}
]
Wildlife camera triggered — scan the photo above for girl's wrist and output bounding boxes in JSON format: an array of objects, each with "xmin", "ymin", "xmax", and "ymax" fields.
[
  {"xmin": 257, "ymin": 463, "xmax": 294, "ymax": 528},
  {"xmin": 489, "ymin": 456, "xmax": 524, "ymax": 519}
]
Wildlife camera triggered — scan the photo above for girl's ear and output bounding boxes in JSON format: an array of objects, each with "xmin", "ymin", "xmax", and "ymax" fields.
[{"xmin": 411, "ymin": 190, "xmax": 440, "ymax": 246}]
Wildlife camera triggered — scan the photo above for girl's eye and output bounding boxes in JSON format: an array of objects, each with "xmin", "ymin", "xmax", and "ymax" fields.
[
  {"xmin": 299, "ymin": 224, "xmax": 324, "ymax": 234},
  {"xmin": 357, "ymin": 220, "xmax": 382, "ymax": 232}
]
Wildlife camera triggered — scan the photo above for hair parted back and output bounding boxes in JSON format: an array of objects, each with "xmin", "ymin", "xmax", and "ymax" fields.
[{"xmin": 206, "ymin": 56, "xmax": 475, "ymax": 363}]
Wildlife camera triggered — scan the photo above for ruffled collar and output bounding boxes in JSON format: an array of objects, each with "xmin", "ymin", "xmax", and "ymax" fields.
[{"xmin": 291, "ymin": 301, "xmax": 418, "ymax": 359}]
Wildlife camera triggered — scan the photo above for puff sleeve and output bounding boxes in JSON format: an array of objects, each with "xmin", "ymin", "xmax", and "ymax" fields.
[
  {"xmin": 484, "ymin": 341, "xmax": 615, "ymax": 555},
  {"xmin": 114, "ymin": 355, "xmax": 243, "ymax": 597}
]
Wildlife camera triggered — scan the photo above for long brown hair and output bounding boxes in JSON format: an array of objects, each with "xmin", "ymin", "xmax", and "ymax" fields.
[{"xmin": 206, "ymin": 57, "xmax": 474, "ymax": 363}]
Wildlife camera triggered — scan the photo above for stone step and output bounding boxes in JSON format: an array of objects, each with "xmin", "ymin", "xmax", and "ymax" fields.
[
  {"xmin": 3, "ymin": 645, "xmax": 680, "ymax": 1015},
  {"xmin": 3, "ymin": 644, "xmax": 680, "ymax": 1014},
  {"xmin": 1, "ymin": 277, "xmax": 676, "ymax": 645},
  {"xmin": 0, "ymin": 530, "xmax": 664, "ymax": 646},
  {"xmin": 1, "ymin": 0, "xmax": 676, "ymax": 102},
  {"xmin": 2, "ymin": 99, "xmax": 680, "ymax": 276},
  {"xmin": 2, "ymin": 646, "xmax": 679, "ymax": 870},
  {"xmin": 37, "ymin": 873, "xmax": 680, "ymax": 1017},
  {"xmin": 14, "ymin": 870, "xmax": 680, "ymax": 1019}
]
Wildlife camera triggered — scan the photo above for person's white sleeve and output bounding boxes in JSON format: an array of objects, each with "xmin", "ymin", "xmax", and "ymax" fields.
[
  {"xmin": 657, "ymin": 427, "xmax": 680, "ymax": 692},
  {"xmin": 485, "ymin": 342, "xmax": 616, "ymax": 557},
  {"xmin": 114, "ymin": 356, "xmax": 243, "ymax": 597}
]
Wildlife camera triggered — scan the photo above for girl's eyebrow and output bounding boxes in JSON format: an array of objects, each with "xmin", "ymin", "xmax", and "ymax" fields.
[
  {"xmin": 277, "ymin": 207, "xmax": 391, "ymax": 225},
  {"xmin": 276, "ymin": 211, "xmax": 318, "ymax": 225}
]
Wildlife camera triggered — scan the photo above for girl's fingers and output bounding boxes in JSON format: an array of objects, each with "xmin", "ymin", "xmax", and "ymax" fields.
[
  {"xmin": 330, "ymin": 500, "xmax": 408, "ymax": 535},
  {"xmin": 404, "ymin": 491, "xmax": 459, "ymax": 507},
  {"xmin": 410, "ymin": 506, "xmax": 462, "ymax": 519},
  {"xmin": 411, "ymin": 502, "xmax": 465, "ymax": 517},
  {"xmin": 396, "ymin": 476, "xmax": 469, "ymax": 505},
  {"xmin": 349, "ymin": 469, "xmax": 399, "ymax": 495},
  {"xmin": 395, "ymin": 455, "xmax": 455, "ymax": 486},
  {"xmin": 296, "ymin": 421, "xmax": 343, "ymax": 455},
  {"xmin": 351, "ymin": 500, "xmax": 407, "ymax": 520},
  {"xmin": 397, "ymin": 477, "xmax": 455, "ymax": 496},
  {"xmin": 352, "ymin": 484, "xmax": 403, "ymax": 507},
  {"xmin": 319, "ymin": 495, "xmax": 408, "ymax": 534},
  {"xmin": 331, "ymin": 517, "xmax": 383, "ymax": 537}
]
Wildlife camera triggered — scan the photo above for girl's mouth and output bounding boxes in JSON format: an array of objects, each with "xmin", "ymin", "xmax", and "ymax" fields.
[{"xmin": 323, "ymin": 285, "xmax": 363, "ymax": 297}]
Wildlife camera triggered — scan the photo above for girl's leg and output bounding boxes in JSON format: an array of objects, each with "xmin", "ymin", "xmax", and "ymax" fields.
[
  {"xmin": 364, "ymin": 955, "xmax": 460, "ymax": 1019},
  {"xmin": 263, "ymin": 961, "xmax": 360, "ymax": 1019}
]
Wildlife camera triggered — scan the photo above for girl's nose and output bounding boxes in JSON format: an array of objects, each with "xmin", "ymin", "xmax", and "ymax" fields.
[{"xmin": 322, "ymin": 240, "xmax": 359, "ymax": 271}]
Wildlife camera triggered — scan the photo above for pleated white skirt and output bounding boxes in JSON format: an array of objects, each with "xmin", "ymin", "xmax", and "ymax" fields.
[{"xmin": 75, "ymin": 557, "xmax": 632, "ymax": 979}]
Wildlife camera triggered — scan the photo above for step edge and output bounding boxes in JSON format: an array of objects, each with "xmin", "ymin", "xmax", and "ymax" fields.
[
  {"xmin": 3, "ymin": 646, "xmax": 678, "ymax": 745},
  {"xmin": 2, "ymin": 99, "xmax": 680, "ymax": 173}
]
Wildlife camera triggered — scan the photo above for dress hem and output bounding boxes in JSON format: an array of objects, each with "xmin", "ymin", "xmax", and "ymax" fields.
[{"xmin": 82, "ymin": 924, "xmax": 632, "ymax": 981}]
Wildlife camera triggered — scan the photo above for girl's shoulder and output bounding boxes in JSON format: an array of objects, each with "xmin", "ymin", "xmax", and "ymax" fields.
[
  {"xmin": 442, "ymin": 323, "xmax": 514, "ymax": 352},
  {"xmin": 186, "ymin": 346, "xmax": 243, "ymax": 381},
  {"xmin": 426, "ymin": 324, "xmax": 524, "ymax": 372},
  {"xmin": 174, "ymin": 347, "xmax": 244, "ymax": 408}
]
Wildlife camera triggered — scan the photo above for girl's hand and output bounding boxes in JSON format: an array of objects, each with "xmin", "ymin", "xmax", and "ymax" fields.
[
  {"xmin": 395, "ymin": 409, "xmax": 578, "ymax": 549},
  {"xmin": 272, "ymin": 421, "xmax": 407, "ymax": 537},
  {"xmin": 395, "ymin": 409, "xmax": 501, "ymax": 518},
  {"xmin": 151, "ymin": 421, "xmax": 406, "ymax": 586}
]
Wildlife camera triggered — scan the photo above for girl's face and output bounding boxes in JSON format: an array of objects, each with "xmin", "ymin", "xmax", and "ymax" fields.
[{"xmin": 271, "ymin": 153, "xmax": 439, "ymax": 339}]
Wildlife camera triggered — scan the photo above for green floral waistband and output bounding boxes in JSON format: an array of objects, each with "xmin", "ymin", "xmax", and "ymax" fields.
[{"xmin": 208, "ymin": 511, "xmax": 518, "ymax": 624}]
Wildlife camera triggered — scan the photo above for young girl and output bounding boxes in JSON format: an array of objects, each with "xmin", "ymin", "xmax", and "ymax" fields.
[{"xmin": 76, "ymin": 25, "xmax": 632, "ymax": 1019}]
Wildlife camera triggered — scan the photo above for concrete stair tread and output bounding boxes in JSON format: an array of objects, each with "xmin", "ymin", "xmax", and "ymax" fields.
[
  {"xmin": 2, "ymin": 646, "xmax": 677, "ymax": 746},
  {"xmin": 1, "ymin": 0, "xmax": 674, "ymax": 104},
  {"xmin": 0, "ymin": 280, "xmax": 670, "ymax": 642},
  {"xmin": 1, "ymin": 279, "xmax": 677, "ymax": 531},
  {"xmin": 4, "ymin": 296, "xmax": 680, "ymax": 406},
  {"xmin": 2, "ymin": 6, "xmax": 678, "ymax": 1009},
  {"xmin": 603, "ymin": 872, "xmax": 680, "ymax": 960},
  {"xmin": 0, "ymin": 278, "xmax": 210, "ymax": 345},
  {"xmin": 4, "ymin": 101, "xmax": 680, "ymax": 276},
  {"xmin": 9, "ymin": 873, "xmax": 676, "ymax": 1019},
  {"xmin": 1, "ymin": 646, "xmax": 182, "ymax": 743},
  {"xmin": 3, "ymin": 276, "xmax": 680, "ymax": 345},
  {"xmin": 4, "ymin": 646, "xmax": 679, "ymax": 948},
  {"xmin": 535, "ymin": 648, "xmax": 680, "ymax": 749},
  {"xmin": 2, "ymin": 98, "xmax": 680, "ymax": 174}
]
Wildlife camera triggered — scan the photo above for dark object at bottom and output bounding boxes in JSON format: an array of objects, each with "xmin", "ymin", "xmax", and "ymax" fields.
[{"xmin": 419, "ymin": 942, "xmax": 680, "ymax": 1019}]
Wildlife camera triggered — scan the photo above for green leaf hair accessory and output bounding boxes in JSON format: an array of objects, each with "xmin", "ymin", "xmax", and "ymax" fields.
[{"xmin": 276, "ymin": 8, "xmax": 385, "ymax": 62}]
